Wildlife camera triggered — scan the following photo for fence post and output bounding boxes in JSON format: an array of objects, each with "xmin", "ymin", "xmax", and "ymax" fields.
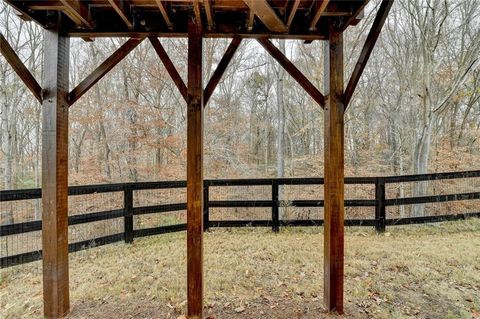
[
  {"xmin": 375, "ymin": 178, "xmax": 386, "ymax": 233},
  {"xmin": 124, "ymin": 184, "xmax": 134, "ymax": 243},
  {"xmin": 203, "ymin": 181, "xmax": 209, "ymax": 231},
  {"xmin": 272, "ymin": 181, "xmax": 279, "ymax": 233}
]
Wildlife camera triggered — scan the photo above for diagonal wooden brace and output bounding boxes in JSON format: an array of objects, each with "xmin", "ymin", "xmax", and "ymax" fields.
[{"xmin": 1, "ymin": 32, "xmax": 43, "ymax": 103}]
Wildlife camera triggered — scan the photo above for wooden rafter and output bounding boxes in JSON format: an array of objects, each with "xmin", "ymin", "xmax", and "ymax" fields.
[
  {"xmin": 107, "ymin": 0, "xmax": 133, "ymax": 29},
  {"xmin": 286, "ymin": 0, "xmax": 301, "ymax": 29},
  {"xmin": 4, "ymin": 0, "xmax": 370, "ymax": 39},
  {"xmin": 0, "ymin": 32, "xmax": 42, "ymax": 102},
  {"xmin": 340, "ymin": 0, "xmax": 371, "ymax": 31},
  {"xmin": 257, "ymin": 38, "xmax": 325, "ymax": 107},
  {"xmin": 193, "ymin": 0, "xmax": 202, "ymax": 26},
  {"xmin": 204, "ymin": 0, "xmax": 214, "ymax": 31},
  {"xmin": 204, "ymin": 37, "xmax": 242, "ymax": 104},
  {"xmin": 59, "ymin": 0, "xmax": 93, "ymax": 28},
  {"xmin": 149, "ymin": 37, "xmax": 188, "ymax": 102},
  {"xmin": 344, "ymin": 0, "xmax": 393, "ymax": 108},
  {"xmin": 68, "ymin": 38, "xmax": 143, "ymax": 105},
  {"xmin": 309, "ymin": 0, "xmax": 330, "ymax": 31},
  {"xmin": 243, "ymin": 0, "xmax": 288, "ymax": 33},
  {"xmin": 154, "ymin": 0, "xmax": 174, "ymax": 30},
  {"xmin": 247, "ymin": 9, "xmax": 255, "ymax": 31}
]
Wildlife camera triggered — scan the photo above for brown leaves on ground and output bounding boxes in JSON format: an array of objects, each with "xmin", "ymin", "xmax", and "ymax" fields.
[{"xmin": 1, "ymin": 219, "xmax": 480, "ymax": 319}]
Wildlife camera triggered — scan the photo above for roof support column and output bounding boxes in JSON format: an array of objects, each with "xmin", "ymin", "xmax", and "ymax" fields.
[
  {"xmin": 323, "ymin": 24, "xmax": 345, "ymax": 314},
  {"xmin": 41, "ymin": 18, "xmax": 70, "ymax": 319},
  {"xmin": 186, "ymin": 20, "xmax": 204, "ymax": 319}
]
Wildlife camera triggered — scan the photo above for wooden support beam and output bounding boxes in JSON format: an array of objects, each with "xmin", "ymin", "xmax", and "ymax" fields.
[
  {"xmin": 107, "ymin": 0, "xmax": 133, "ymax": 29},
  {"xmin": 340, "ymin": 0, "xmax": 371, "ymax": 31},
  {"xmin": 68, "ymin": 38, "xmax": 143, "ymax": 105},
  {"xmin": 187, "ymin": 20, "xmax": 204, "ymax": 319},
  {"xmin": 344, "ymin": 0, "xmax": 393, "ymax": 108},
  {"xmin": 204, "ymin": 0, "xmax": 214, "ymax": 31},
  {"xmin": 286, "ymin": 0, "xmax": 301, "ymax": 29},
  {"xmin": 59, "ymin": 0, "xmax": 93, "ymax": 28},
  {"xmin": 309, "ymin": 0, "xmax": 330, "ymax": 30},
  {"xmin": 257, "ymin": 38, "xmax": 325, "ymax": 107},
  {"xmin": 149, "ymin": 37, "xmax": 188, "ymax": 102},
  {"xmin": 323, "ymin": 23, "xmax": 345, "ymax": 314},
  {"xmin": 243, "ymin": 0, "xmax": 288, "ymax": 33},
  {"xmin": 154, "ymin": 0, "xmax": 174, "ymax": 30},
  {"xmin": 247, "ymin": 9, "xmax": 255, "ymax": 31},
  {"xmin": 204, "ymin": 37, "xmax": 242, "ymax": 105},
  {"xmin": 42, "ymin": 22, "xmax": 70, "ymax": 319},
  {"xmin": 193, "ymin": 0, "xmax": 202, "ymax": 26},
  {"xmin": 0, "ymin": 32, "xmax": 43, "ymax": 102}
]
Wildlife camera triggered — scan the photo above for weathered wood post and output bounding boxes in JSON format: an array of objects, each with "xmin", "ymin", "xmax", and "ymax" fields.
[
  {"xmin": 42, "ymin": 16, "xmax": 70, "ymax": 319},
  {"xmin": 272, "ymin": 181, "xmax": 280, "ymax": 232},
  {"xmin": 124, "ymin": 184, "xmax": 134, "ymax": 243},
  {"xmin": 186, "ymin": 20, "xmax": 204, "ymax": 319},
  {"xmin": 323, "ymin": 23, "xmax": 345, "ymax": 314},
  {"xmin": 375, "ymin": 178, "xmax": 386, "ymax": 233},
  {"xmin": 203, "ymin": 181, "xmax": 210, "ymax": 232}
]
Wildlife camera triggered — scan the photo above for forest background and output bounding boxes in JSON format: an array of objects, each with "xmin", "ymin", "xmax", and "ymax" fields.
[{"xmin": 1, "ymin": 0, "xmax": 479, "ymax": 194}]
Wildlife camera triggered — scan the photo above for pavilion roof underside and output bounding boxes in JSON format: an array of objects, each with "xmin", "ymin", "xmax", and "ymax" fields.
[{"xmin": 5, "ymin": 0, "xmax": 368, "ymax": 39}]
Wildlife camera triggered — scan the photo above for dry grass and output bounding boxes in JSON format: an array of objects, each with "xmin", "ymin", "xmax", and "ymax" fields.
[{"xmin": 1, "ymin": 219, "xmax": 480, "ymax": 319}]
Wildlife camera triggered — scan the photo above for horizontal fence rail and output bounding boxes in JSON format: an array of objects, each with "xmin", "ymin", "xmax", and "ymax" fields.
[{"xmin": 1, "ymin": 170, "xmax": 479, "ymax": 268}]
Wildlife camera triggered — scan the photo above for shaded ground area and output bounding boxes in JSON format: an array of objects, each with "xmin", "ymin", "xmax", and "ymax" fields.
[{"xmin": 1, "ymin": 219, "xmax": 480, "ymax": 318}]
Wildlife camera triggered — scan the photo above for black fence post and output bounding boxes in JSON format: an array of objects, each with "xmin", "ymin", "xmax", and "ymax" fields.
[
  {"xmin": 124, "ymin": 184, "xmax": 134, "ymax": 243},
  {"xmin": 272, "ymin": 181, "xmax": 279, "ymax": 233},
  {"xmin": 375, "ymin": 178, "xmax": 386, "ymax": 233},
  {"xmin": 203, "ymin": 181, "xmax": 209, "ymax": 232}
]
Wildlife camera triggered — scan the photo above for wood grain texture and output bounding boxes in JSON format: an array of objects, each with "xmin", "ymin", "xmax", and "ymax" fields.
[
  {"xmin": 344, "ymin": 0, "xmax": 393, "ymax": 108},
  {"xmin": 309, "ymin": 0, "xmax": 330, "ymax": 30},
  {"xmin": 154, "ymin": 0, "xmax": 174, "ymax": 29},
  {"xmin": 204, "ymin": 37, "xmax": 242, "ymax": 105},
  {"xmin": 107, "ymin": 0, "xmax": 134, "ymax": 29},
  {"xmin": 42, "ymin": 23, "xmax": 70, "ymax": 319},
  {"xmin": 59, "ymin": 0, "xmax": 93, "ymax": 28},
  {"xmin": 257, "ymin": 38, "xmax": 325, "ymax": 108},
  {"xmin": 323, "ymin": 23, "xmax": 345, "ymax": 314},
  {"xmin": 187, "ymin": 20, "xmax": 204, "ymax": 319},
  {"xmin": 68, "ymin": 37, "xmax": 143, "ymax": 105},
  {"xmin": 193, "ymin": 0, "xmax": 202, "ymax": 26},
  {"xmin": 4, "ymin": 0, "xmax": 369, "ymax": 39},
  {"xmin": 149, "ymin": 37, "xmax": 188, "ymax": 102},
  {"xmin": 340, "ymin": 0, "xmax": 371, "ymax": 31},
  {"xmin": 243, "ymin": 0, "xmax": 288, "ymax": 33},
  {"xmin": 0, "ymin": 32, "xmax": 42, "ymax": 102},
  {"xmin": 286, "ymin": 0, "xmax": 301, "ymax": 29},
  {"xmin": 204, "ymin": 0, "xmax": 214, "ymax": 30}
]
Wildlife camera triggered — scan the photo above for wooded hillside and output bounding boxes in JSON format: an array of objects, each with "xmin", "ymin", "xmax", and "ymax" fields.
[{"xmin": 1, "ymin": 0, "xmax": 479, "ymax": 191}]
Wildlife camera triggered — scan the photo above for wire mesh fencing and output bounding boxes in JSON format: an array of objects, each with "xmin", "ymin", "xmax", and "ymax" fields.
[
  {"xmin": 385, "ymin": 174, "xmax": 480, "ymax": 219},
  {"xmin": 1, "ymin": 170, "xmax": 479, "ymax": 269}
]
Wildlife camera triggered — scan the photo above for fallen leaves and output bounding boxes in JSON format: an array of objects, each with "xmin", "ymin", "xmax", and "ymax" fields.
[{"xmin": 234, "ymin": 306, "xmax": 245, "ymax": 313}]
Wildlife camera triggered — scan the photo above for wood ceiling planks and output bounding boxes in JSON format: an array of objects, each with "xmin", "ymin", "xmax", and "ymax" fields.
[{"xmin": 4, "ymin": 0, "xmax": 368, "ymax": 39}]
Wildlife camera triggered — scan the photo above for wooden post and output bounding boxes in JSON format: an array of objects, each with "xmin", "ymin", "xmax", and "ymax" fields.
[
  {"xmin": 272, "ymin": 181, "xmax": 280, "ymax": 233},
  {"xmin": 187, "ymin": 20, "xmax": 204, "ymax": 319},
  {"xmin": 42, "ymin": 20, "xmax": 70, "ymax": 319},
  {"xmin": 323, "ymin": 24, "xmax": 345, "ymax": 314},
  {"xmin": 375, "ymin": 178, "xmax": 386, "ymax": 233},
  {"xmin": 203, "ymin": 182, "xmax": 210, "ymax": 232},
  {"xmin": 124, "ymin": 184, "xmax": 134, "ymax": 243}
]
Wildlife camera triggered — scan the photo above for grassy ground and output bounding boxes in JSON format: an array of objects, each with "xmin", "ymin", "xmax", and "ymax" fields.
[{"xmin": 1, "ymin": 219, "xmax": 480, "ymax": 319}]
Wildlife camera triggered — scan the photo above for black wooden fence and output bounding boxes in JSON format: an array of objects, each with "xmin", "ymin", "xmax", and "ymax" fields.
[{"xmin": 1, "ymin": 170, "xmax": 479, "ymax": 268}]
